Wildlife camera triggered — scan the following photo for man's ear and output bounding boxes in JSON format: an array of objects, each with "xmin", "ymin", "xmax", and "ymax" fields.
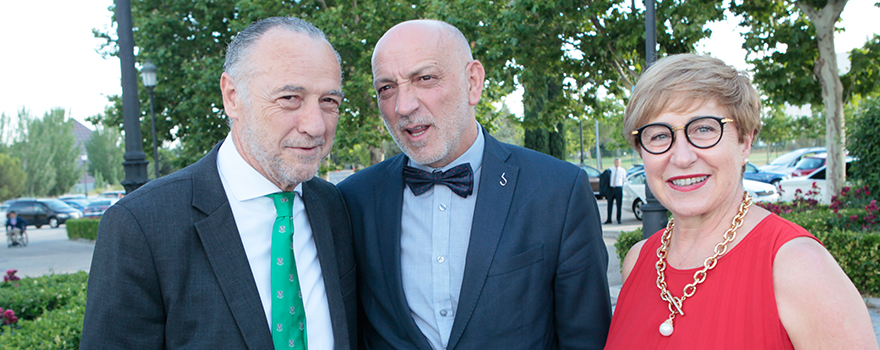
[
  {"xmin": 220, "ymin": 72, "xmax": 241, "ymax": 120},
  {"xmin": 465, "ymin": 60, "xmax": 485, "ymax": 106}
]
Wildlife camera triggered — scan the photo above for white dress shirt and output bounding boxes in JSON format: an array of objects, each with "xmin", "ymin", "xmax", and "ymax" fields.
[
  {"xmin": 400, "ymin": 125, "xmax": 484, "ymax": 350},
  {"xmin": 217, "ymin": 135, "xmax": 333, "ymax": 350},
  {"xmin": 610, "ymin": 166, "xmax": 626, "ymax": 187}
]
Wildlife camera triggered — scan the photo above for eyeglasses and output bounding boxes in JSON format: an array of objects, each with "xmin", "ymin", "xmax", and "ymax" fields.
[{"xmin": 632, "ymin": 116, "xmax": 734, "ymax": 155}]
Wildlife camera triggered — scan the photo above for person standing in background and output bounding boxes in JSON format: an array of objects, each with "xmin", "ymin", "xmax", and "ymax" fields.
[{"xmin": 605, "ymin": 158, "xmax": 626, "ymax": 224}]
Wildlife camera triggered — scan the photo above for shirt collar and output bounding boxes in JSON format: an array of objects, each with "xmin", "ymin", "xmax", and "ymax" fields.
[
  {"xmin": 217, "ymin": 134, "xmax": 303, "ymax": 202},
  {"xmin": 408, "ymin": 122, "xmax": 485, "ymax": 173}
]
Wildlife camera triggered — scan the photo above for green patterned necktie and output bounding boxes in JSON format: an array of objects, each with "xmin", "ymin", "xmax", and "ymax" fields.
[{"xmin": 267, "ymin": 192, "xmax": 307, "ymax": 350}]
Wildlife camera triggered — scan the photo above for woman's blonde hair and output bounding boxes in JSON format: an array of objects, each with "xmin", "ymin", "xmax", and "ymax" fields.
[{"xmin": 624, "ymin": 54, "xmax": 761, "ymax": 150}]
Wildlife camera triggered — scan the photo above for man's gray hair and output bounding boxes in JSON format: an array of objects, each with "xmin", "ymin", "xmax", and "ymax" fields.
[{"xmin": 223, "ymin": 16, "xmax": 342, "ymax": 126}]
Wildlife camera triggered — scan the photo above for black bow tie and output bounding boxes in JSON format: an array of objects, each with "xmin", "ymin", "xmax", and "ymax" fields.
[{"xmin": 402, "ymin": 163, "xmax": 474, "ymax": 198}]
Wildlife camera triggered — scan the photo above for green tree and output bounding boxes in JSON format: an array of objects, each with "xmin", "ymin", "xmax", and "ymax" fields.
[
  {"xmin": 730, "ymin": 0, "xmax": 880, "ymax": 197},
  {"xmin": 8, "ymin": 109, "xmax": 82, "ymax": 196},
  {"xmin": 0, "ymin": 153, "xmax": 26, "ymax": 201},
  {"xmin": 759, "ymin": 105, "xmax": 793, "ymax": 162},
  {"xmin": 85, "ymin": 126, "xmax": 125, "ymax": 186},
  {"xmin": 847, "ymin": 95, "xmax": 880, "ymax": 196}
]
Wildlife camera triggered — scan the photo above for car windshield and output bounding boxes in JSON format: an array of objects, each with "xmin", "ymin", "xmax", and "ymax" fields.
[
  {"xmin": 769, "ymin": 152, "xmax": 801, "ymax": 165},
  {"xmin": 44, "ymin": 199, "xmax": 72, "ymax": 210},
  {"xmin": 88, "ymin": 201, "xmax": 111, "ymax": 207},
  {"xmin": 795, "ymin": 157, "xmax": 825, "ymax": 170}
]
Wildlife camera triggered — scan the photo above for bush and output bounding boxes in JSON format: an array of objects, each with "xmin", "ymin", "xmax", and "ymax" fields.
[
  {"xmin": 65, "ymin": 219, "xmax": 100, "ymax": 241},
  {"xmin": 0, "ymin": 272, "xmax": 88, "ymax": 349},
  {"xmin": 614, "ymin": 228, "xmax": 643, "ymax": 272},
  {"xmin": 813, "ymin": 228, "xmax": 880, "ymax": 295},
  {"xmin": 0, "ymin": 272, "xmax": 88, "ymax": 320},
  {"xmin": 848, "ymin": 96, "xmax": 880, "ymax": 197}
]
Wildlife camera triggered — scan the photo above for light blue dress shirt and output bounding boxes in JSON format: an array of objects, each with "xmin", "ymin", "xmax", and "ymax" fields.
[{"xmin": 400, "ymin": 126, "xmax": 485, "ymax": 350}]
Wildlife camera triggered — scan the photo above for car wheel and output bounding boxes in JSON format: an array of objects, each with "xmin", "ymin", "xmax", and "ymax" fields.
[
  {"xmin": 35, "ymin": 224, "xmax": 42, "ymax": 229},
  {"xmin": 633, "ymin": 199, "xmax": 643, "ymax": 221},
  {"xmin": 49, "ymin": 217, "xmax": 59, "ymax": 228}
]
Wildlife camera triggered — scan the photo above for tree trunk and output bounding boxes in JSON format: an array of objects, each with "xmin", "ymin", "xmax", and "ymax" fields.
[{"xmin": 796, "ymin": 0, "xmax": 847, "ymax": 198}]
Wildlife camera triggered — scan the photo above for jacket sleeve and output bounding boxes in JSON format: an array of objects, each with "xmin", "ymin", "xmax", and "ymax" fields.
[
  {"xmin": 555, "ymin": 169, "xmax": 612, "ymax": 350},
  {"xmin": 80, "ymin": 204, "xmax": 166, "ymax": 350}
]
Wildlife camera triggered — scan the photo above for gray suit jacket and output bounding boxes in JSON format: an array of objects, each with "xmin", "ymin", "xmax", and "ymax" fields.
[
  {"xmin": 338, "ymin": 129, "xmax": 611, "ymax": 350},
  {"xmin": 81, "ymin": 142, "xmax": 356, "ymax": 349}
]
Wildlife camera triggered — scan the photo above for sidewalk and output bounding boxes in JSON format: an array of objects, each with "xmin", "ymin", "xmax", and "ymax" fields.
[{"xmin": 597, "ymin": 199, "xmax": 880, "ymax": 342}]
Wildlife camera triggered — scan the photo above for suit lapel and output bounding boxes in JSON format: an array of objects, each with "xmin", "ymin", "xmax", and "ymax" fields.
[
  {"xmin": 192, "ymin": 143, "xmax": 274, "ymax": 350},
  {"xmin": 376, "ymin": 156, "xmax": 435, "ymax": 350},
  {"xmin": 447, "ymin": 132, "xmax": 518, "ymax": 349},
  {"xmin": 301, "ymin": 181, "xmax": 350, "ymax": 350}
]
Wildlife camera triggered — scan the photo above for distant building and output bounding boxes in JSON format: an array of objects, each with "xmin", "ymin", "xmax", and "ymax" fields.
[{"xmin": 72, "ymin": 119, "xmax": 95, "ymax": 194}]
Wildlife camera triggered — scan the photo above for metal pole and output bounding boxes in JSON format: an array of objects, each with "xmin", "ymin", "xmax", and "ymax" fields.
[
  {"xmin": 641, "ymin": 0, "xmax": 668, "ymax": 239},
  {"xmin": 116, "ymin": 0, "xmax": 149, "ymax": 193},
  {"xmin": 595, "ymin": 119, "xmax": 601, "ymax": 170},
  {"xmin": 148, "ymin": 87, "xmax": 159, "ymax": 178},
  {"xmin": 579, "ymin": 119, "xmax": 584, "ymax": 164}
]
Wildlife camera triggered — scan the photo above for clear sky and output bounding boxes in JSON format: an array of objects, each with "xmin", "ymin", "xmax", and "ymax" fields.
[{"xmin": 1, "ymin": 1, "xmax": 878, "ymax": 129}]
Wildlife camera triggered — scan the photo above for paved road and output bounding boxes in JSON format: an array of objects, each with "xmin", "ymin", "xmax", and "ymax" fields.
[{"xmin": 3, "ymin": 201, "xmax": 878, "ymax": 343}]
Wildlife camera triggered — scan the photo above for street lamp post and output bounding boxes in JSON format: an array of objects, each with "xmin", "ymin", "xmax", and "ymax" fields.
[
  {"xmin": 640, "ymin": 0, "xmax": 669, "ymax": 238},
  {"xmin": 141, "ymin": 60, "xmax": 159, "ymax": 178}
]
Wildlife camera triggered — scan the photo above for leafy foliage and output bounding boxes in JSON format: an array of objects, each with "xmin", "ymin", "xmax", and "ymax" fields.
[
  {"xmin": 0, "ymin": 153, "xmax": 26, "ymax": 201},
  {"xmin": 0, "ymin": 272, "xmax": 88, "ymax": 349},
  {"xmin": 65, "ymin": 219, "xmax": 101, "ymax": 241},
  {"xmin": 614, "ymin": 227, "xmax": 643, "ymax": 273},
  {"xmin": 84, "ymin": 126, "xmax": 125, "ymax": 187},
  {"xmin": 94, "ymin": 0, "xmax": 727, "ymax": 166},
  {"xmin": 847, "ymin": 96, "xmax": 880, "ymax": 196},
  {"xmin": 6, "ymin": 109, "xmax": 83, "ymax": 197}
]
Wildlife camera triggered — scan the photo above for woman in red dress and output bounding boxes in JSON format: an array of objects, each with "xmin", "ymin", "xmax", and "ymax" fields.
[{"xmin": 604, "ymin": 54, "xmax": 876, "ymax": 349}]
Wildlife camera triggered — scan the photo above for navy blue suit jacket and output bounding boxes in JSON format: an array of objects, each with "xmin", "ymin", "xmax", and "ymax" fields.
[{"xmin": 338, "ymin": 129, "xmax": 611, "ymax": 350}]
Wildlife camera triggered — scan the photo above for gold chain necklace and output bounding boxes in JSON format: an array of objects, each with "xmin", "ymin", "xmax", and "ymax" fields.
[{"xmin": 654, "ymin": 191, "xmax": 752, "ymax": 336}]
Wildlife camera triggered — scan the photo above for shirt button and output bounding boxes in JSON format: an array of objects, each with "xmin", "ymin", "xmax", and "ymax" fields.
[
  {"xmin": 439, "ymin": 203, "xmax": 447, "ymax": 211},
  {"xmin": 440, "ymin": 309, "xmax": 448, "ymax": 317},
  {"xmin": 437, "ymin": 255, "xmax": 445, "ymax": 263}
]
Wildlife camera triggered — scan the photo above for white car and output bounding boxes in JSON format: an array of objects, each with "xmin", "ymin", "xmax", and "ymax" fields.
[
  {"xmin": 759, "ymin": 147, "xmax": 825, "ymax": 175},
  {"xmin": 622, "ymin": 170, "xmax": 780, "ymax": 220},
  {"xmin": 777, "ymin": 159, "xmax": 853, "ymax": 204}
]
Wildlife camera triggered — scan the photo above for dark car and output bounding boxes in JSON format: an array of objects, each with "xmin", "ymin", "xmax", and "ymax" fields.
[
  {"xmin": 6, "ymin": 198, "xmax": 83, "ymax": 228},
  {"xmin": 83, "ymin": 199, "xmax": 119, "ymax": 219},
  {"xmin": 743, "ymin": 162, "xmax": 788, "ymax": 190},
  {"xmin": 578, "ymin": 164, "xmax": 603, "ymax": 199},
  {"xmin": 626, "ymin": 164, "xmax": 644, "ymax": 176}
]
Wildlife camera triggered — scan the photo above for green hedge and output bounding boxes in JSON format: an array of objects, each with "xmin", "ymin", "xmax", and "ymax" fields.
[
  {"xmin": 614, "ymin": 228, "xmax": 643, "ymax": 272},
  {"xmin": 65, "ymin": 219, "xmax": 100, "ymax": 241},
  {"xmin": 0, "ymin": 272, "xmax": 88, "ymax": 349}
]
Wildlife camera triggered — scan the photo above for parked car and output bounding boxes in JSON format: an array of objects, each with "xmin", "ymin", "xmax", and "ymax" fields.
[
  {"xmin": 778, "ymin": 158, "xmax": 854, "ymax": 204},
  {"xmin": 62, "ymin": 198, "xmax": 92, "ymax": 212},
  {"xmin": 83, "ymin": 199, "xmax": 120, "ymax": 219},
  {"xmin": 622, "ymin": 170, "xmax": 779, "ymax": 221},
  {"xmin": 5, "ymin": 198, "xmax": 83, "ymax": 228},
  {"xmin": 100, "ymin": 190, "xmax": 126, "ymax": 199},
  {"xmin": 743, "ymin": 162, "xmax": 789, "ymax": 189},
  {"xmin": 578, "ymin": 164, "xmax": 603, "ymax": 199},
  {"xmin": 790, "ymin": 153, "xmax": 827, "ymax": 177},
  {"xmin": 759, "ymin": 147, "xmax": 825, "ymax": 175},
  {"xmin": 626, "ymin": 164, "xmax": 644, "ymax": 176}
]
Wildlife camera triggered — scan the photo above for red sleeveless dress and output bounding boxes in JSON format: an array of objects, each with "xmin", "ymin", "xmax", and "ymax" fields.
[{"xmin": 604, "ymin": 213, "xmax": 818, "ymax": 349}]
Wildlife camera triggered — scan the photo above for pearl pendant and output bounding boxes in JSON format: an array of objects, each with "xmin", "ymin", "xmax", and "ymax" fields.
[{"xmin": 659, "ymin": 319, "xmax": 674, "ymax": 336}]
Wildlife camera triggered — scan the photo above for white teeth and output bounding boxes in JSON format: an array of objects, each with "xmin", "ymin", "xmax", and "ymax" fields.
[
  {"xmin": 671, "ymin": 176, "xmax": 707, "ymax": 186},
  {"xmin": 408, "ymin": 126, "xmax": 428, "ymax": 136}
]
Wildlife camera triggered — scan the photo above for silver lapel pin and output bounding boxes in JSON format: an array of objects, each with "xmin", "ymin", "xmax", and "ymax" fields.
[{"xmin": 499, "ymin": 172, "xmax": 508, "ymax": 186}]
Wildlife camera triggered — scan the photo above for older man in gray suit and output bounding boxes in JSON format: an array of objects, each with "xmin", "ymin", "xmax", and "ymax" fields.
[{"xmin": 81, "ymin": 17, "xmax": 356, "ymax": 350}]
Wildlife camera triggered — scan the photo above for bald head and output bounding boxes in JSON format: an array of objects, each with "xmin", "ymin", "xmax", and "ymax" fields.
[{"xmin": 372, "ymin": 19, "xmax": 473, "ymax": 71}]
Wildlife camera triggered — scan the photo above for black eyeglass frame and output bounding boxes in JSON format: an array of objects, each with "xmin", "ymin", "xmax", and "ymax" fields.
[{"xmin": 631, "ymin": 116, "xmax": 734, "ymax": 155}]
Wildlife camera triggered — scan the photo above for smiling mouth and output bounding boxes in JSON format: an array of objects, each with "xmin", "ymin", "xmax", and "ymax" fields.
[{"xmin": 670, "ymin": 176, "xmax": 708, "ymax": 186}]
